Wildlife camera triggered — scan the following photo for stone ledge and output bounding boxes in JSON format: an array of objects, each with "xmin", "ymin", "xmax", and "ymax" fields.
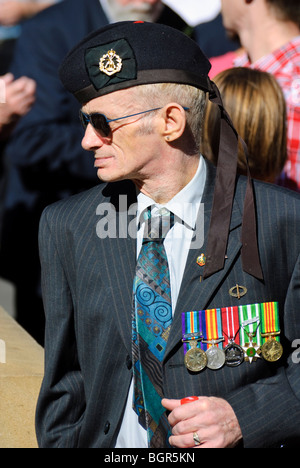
[{"xmin": 0, "ymin": 307, "xmax": 44, "ymax": 448}]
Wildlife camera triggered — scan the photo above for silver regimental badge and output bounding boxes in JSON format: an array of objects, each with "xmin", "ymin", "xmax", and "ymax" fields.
[{"xmin": 99, "ymin": 49, "xmax": 122, "ymax": 76}]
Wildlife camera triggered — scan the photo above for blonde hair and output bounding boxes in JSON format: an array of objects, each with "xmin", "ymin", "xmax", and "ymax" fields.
[
  {"xmin": 134, "ymin": 83, "xmax": 207, "ymax": 153},
  {"xmin": 202, "ymin": 67, "xmax": 287, "ymax": 183}
]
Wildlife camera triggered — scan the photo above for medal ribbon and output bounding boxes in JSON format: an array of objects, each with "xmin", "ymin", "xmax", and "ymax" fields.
[
  {"xmin": 221, "ymin": 306, "xmax": 240, "ymax": 346},
  {"xmin": 182, "ymin": 311, "xmax": 204, "ymax": 354},
  {"xmin": 259, "ymin": 302, "xmax": 280, "ymax": 343},
  {"xmin": 202, "ymin": 308, "xmax": 223, "ymax": 351},
  {"xmin": 238, "ymin": 303, "xmax": 261, "ymax": 347}
]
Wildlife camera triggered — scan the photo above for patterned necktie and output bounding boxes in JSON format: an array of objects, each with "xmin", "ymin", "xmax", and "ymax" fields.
[{"xmin": 132, "ymin": 207, "xmax": 174, "ymax": 447}]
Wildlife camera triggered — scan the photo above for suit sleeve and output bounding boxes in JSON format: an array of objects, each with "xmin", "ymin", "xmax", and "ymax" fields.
[{"xmin": 35, "ymin": 207, "xmax": 85, "ymax": 448}]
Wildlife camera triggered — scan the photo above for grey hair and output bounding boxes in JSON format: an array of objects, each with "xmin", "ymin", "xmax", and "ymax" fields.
[{"xmin": 134, "ymin": 83, "xmax": 207, "ymax": 152}]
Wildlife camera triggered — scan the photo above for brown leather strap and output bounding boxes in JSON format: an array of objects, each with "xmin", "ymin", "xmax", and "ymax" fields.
[{"xmin": 203, "ymin": 81, "xmax": 263, "ymax": 281}]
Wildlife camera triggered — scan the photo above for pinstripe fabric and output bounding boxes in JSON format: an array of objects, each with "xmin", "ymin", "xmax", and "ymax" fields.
[{"xmin": 36, "ymin": 162, "xmax": 300, "ymax": 448}]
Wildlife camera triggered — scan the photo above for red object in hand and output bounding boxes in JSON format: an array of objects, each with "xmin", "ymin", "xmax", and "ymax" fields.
[{"xmin": 181, "ymin": 396, "xmax": 199, "ymax": 405}]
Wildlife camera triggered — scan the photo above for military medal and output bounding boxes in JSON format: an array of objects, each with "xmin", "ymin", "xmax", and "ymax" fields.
[
  {"xmin": 222, "ymin": 306, "xmax": 244, "ymax": 367},
  {"xmin": 182, "ymin": 312, "xmax": 207, "ymax": 372},
  {"xmin": 184, "ymin": 339, "xmax": 207, "ymax": 372},
  {"xmin": 259, "ymin": 302, "xmax": 283, "ymax": 362},
  {"xmin": 224, "ymin": 341, "xmax": 244, "ymax": 367},
  {"xmin": 260, "ymin": 334, "xmax": 283, "ymax": 362},
  {"xmin": 203, "ymin": 338, "xmax": 225, "ymax": 370},
  {"xmin": 201, "ymin": 308, "xmax": 225, "ymax": 370},
  {"xmin": 239, "ymin": 304, "xmax": 262, "ymax": 363},
  {"xmin": 242, "ymin": 333, "xmax": 261, "ymax": 363}
]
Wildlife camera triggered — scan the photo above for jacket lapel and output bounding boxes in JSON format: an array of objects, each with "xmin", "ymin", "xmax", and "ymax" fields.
[
  {"xmin": 165, "ymin": 162, "xmax": 243, "ymax": 357},
  {"xmin": 101, "ymin": 181, "xmax": 137, "ymax": 355},
  {"xmin": 106, "ymin": 164, "xmax": 244, "ymax": 358}
]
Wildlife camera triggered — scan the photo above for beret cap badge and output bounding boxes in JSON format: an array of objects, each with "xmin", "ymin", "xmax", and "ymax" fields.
[
  {"xmin": 99, "ymin": 49, "xmax": 122, "ymax": 76},
  {"xmin": 84, "ymin": 38, "xmax": 137, "ymax": 92}
]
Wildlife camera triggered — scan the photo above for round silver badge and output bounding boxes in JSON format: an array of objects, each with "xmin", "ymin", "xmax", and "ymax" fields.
[{"xmin": 206, "ymin": 346, "xmax": 226, "ymax": 370}]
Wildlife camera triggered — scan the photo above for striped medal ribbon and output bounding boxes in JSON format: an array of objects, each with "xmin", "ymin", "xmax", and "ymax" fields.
[
  {"xmin": 202, "ymin": 308, "xmax": 225, "ymax": 370},
  {"xmin": 221, "ymin": 306, "xmax": 244, "ymax": 367},
  {"xmin": 182, "ymin": 311, "xmax": 207, "ymax": 372}
]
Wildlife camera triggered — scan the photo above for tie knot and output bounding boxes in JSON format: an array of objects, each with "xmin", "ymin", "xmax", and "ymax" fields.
[{"xmin": 142, "ymin": 207, "xmax": 174, "ymax": 243}]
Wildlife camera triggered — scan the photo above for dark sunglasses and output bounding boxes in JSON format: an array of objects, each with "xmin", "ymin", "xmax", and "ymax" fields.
[{"xmin": 79, "ymin": 106, "xmax": 189, "ymax": 137}]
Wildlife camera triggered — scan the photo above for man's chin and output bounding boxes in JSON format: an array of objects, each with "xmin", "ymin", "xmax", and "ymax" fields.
[{"xmin": 96, "ymin": 168, "xmax": 125, "ymax": 183}]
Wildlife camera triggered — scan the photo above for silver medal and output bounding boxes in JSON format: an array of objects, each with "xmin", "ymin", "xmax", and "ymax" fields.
[{"xmin": 206, "ymin": 345, "xmax": 226, "ymax": 370}]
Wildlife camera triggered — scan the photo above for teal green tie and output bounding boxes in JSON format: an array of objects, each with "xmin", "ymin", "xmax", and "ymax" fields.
[{"xmin": 132, "ymin": 207, "xmax": 174, "ymax": 447}]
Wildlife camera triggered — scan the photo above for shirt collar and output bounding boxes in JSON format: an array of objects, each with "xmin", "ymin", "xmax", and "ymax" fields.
[
  {"xmin": 234, "ymin": 35, "xmax": 300, "ymax": 71},
  {"xmin": 137, "ymin": 155, "xmax": 206, "ymax": 230}
]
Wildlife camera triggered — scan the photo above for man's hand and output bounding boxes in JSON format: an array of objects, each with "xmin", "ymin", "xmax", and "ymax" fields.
[{"xmin": 162, "ymin": 396, "xmax": 243, "ymax": 448}]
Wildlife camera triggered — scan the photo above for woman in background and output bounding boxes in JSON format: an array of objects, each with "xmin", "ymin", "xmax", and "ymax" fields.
[{"xmin": 202, "ymin": 67, "xmax": 287, "ymax": 184}]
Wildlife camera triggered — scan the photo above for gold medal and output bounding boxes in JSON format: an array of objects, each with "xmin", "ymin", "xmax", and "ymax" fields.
[
  {"xmin": 259, "ymin": 303, "xmax": 283, "ymax": 362},
  {"xmin": 261, "ymin": 337, "xmax": 283, "ymax": 362},
  {"xmin": 184, "ymin": 340, "xmax": 207, "ymax": 372}
]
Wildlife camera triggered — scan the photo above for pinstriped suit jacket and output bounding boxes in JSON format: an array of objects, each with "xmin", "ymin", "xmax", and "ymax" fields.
[{"xmin": 36, "ymin": 161, "xmax": 300, "ymax": 448}]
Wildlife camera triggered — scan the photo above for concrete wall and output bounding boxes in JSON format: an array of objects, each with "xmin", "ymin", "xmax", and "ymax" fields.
[{"xmin": 0, "ymin": 307, "xmax": 44, "ymax": 448}]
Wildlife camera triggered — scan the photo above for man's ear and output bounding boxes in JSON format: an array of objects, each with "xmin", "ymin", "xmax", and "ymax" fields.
[{"xmin": 159, "ymin": 103, "xmax": 187, "ymax": 143}]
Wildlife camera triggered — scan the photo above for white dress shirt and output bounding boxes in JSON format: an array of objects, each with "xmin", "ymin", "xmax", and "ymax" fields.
[{"xmin": 115, "ymin": 156, "xmax": 206, "ymax": 448}]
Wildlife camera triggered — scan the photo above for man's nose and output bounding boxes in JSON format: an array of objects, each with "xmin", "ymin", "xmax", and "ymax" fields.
[{"xmin": 81, "ymin": 124, "xmax": 106, "ymax": 151}]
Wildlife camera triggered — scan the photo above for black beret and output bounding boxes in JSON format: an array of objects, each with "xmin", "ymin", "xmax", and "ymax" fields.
[{"xmin": 59, "ymin": 21, "xmax": 213, "ymax": 104}]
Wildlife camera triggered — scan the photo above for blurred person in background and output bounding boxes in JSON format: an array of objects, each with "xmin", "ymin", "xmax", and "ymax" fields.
[
  {"xmin": 0, "ymin": 72, "xmax": 36, "ymax": 140},
  {"xmin": 202, "ymin": 67, "xmax": 287, "ymax": 184},
  {"xmin": 0, "ymin": 72, "xmax": 36, "ymax": 247},
  {"xmin": 163, "ymin": 0, "xmax": 240, "ymax": 59},
  {"xmin": 0, "ymin": 0, "xmax": 62, "ymax": 74}
]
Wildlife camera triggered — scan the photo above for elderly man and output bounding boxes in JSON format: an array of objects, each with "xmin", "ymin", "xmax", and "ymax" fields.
[{"xmin": 36, "ymin": 21, "xmax": 300, "ymax": 448}]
